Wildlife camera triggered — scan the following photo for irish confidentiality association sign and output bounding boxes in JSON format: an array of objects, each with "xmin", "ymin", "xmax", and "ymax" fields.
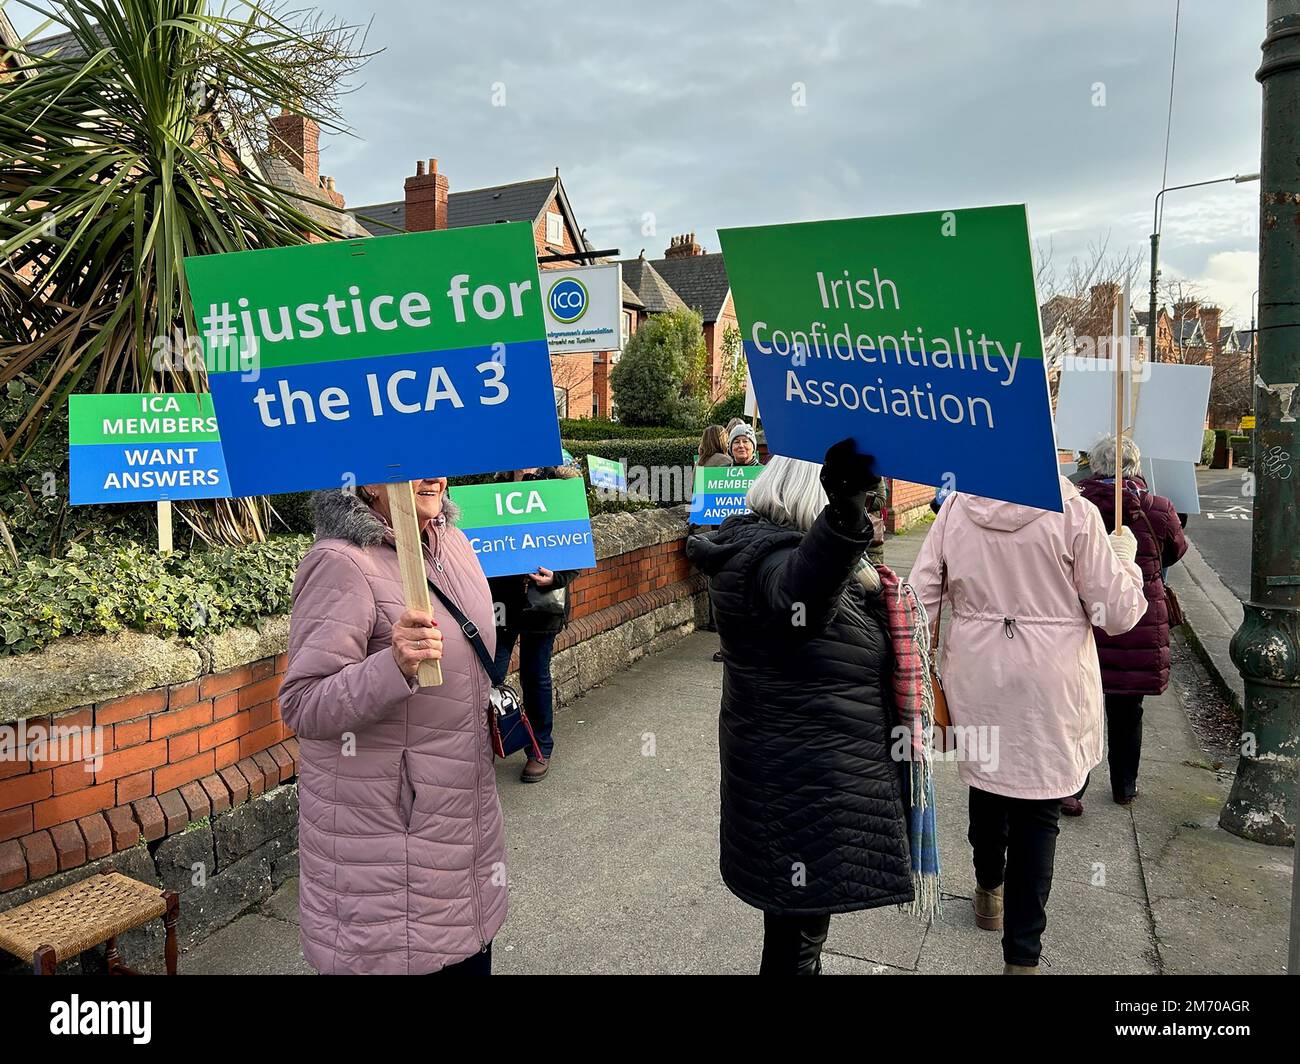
[
  {"xmin": 184, "ymin": 223, "xmax": 565, "ymax": 497},
  {"xmin": 719, "ymin": 206, "xmax": 1061, "ymax": 511}
]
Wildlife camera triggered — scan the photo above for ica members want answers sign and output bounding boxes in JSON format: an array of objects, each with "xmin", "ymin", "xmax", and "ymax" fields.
[
  {"xmin": 69, "ymin": 393, "xmax": 231, "ymax": 505},
  {"xmin": 183, "ymin": 223, "xmax": 565, "ymax": 497}
]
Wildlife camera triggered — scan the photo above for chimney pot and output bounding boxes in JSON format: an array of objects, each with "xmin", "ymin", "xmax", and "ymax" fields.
[{"xmin": 415, "ymin": 160, "xmax": 425, "ymax": 177}]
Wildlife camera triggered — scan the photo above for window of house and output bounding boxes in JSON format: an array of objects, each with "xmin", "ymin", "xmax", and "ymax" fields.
[
  {"xmin": 554, "ymin": 386, "xmax": 568, "ymax": 419},
  {"xmin": 621, "ymin": 310, "xmax": 633, "ymax": 349},
  {"xmin": 545, "ymin": 211, "xmax": 564, "ymax": 245}
]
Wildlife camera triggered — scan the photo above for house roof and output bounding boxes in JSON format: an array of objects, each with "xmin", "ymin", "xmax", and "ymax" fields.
[
  {"xmin": 620, "ymin": 280, "xmax": 645, "ymax": 311},
  {"xmin": 647, "ymin": 252, "xmax": 731, "ymax": 321},
  {"xmin": 353, "ymin": 176, "xmax": 570, "ymax": 237},
  {"xmin": 619, "ymin": 257, "xmax": 689, "ymax": 315},
  {"xmin": 28, "ymin": 24, "xmax": 110, "ymax": 61},
  {"xmin": 254, "ymin": 152, "xmax": 364, "ymax": 238}
]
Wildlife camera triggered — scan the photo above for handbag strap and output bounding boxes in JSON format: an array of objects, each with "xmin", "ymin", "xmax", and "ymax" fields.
[{"xmin": 425, "ymin": 579, "xmax": 494, "ymax": 679}]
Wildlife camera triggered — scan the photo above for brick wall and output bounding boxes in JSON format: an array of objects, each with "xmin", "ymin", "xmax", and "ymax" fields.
[
  {"xmin": 0, "ymin": 658, "xmax": 296, "ymax": 892},
  {"xmin": 886, "ymin": 478, "xmax": 934, "ymax": 532},
  {"xmin": 0, "ymin": 511, "xmax": 704, "ymax": 896}
]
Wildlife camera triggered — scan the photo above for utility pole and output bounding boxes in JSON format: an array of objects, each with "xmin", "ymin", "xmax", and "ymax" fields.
[{"xmin": 1225, "ymin": 0, "xmax": 1300, "ymax": 850}]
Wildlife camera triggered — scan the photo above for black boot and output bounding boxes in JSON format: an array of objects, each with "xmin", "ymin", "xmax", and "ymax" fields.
[{"xmin": 760, "ymin": 912, "xmax": 830, "ymax": 974}]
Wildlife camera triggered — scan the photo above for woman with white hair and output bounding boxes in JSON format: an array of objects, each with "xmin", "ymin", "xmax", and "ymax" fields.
[
  {"xmin": 686, "ymin": 440, "xmax": 914, "ymax": 974},
  {"xmin": 1068, "ymin": 434, "xmax": 1187, "ymax": 814}
]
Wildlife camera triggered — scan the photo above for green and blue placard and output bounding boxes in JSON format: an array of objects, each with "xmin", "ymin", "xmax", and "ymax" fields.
[
  {"xmin": 586, "ymin": 454, "xmax": 627, "ymax": 493},
  {"xmin": 69, "ymin": 393, "xmax": 231, "ymax": 504},
  {"xmin": 689, "ymin": 465, "xmax": 762, "ymax": 525},
  {"xmin": 719, "ymin": 206, "xmax": 1062, "ymax": 511},
  {"xmin": 452, "ymin": 477, "xmax": 596, "ymax": 578},
  {"xmin": 184, "ymin": 223, "xmax": 564, "ymax": 497}
]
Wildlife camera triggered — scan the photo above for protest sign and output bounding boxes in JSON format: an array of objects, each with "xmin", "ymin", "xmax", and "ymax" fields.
[
  {"xmin": 586, "ymin": 454, "xmax": 627, "ymax": 494},
  {"xmin": 452, "ymin": 478, "xmax": 596, "ymax": 578},
  {"xmin": 719, "ymin": 206, "xmax": 1062, "ymax": 512},
  {"xmin": 688, "ymin": 465, "xmax": 763, "ymax": 525},
  {"xmin": 69, "ymin": 393, "xmax": 230, "ymax": 505},
  {"xmin": 542, "ymin": 264, "xmax": 623, "ymax": 354},
  {"xmin": 184, "ymin": 222, "xmax": 564, "ymax": 497},
  {"xmin": 1055, "ymin": 358, "xmax": 1212, "ymax": 463},
  {"xmin": 1142, "ymin": 458, "xmax": 1201, "ymax": 516}
]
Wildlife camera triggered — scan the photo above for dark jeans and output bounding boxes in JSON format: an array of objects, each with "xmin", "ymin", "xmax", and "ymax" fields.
[
  {"xmin": 968, "ymin": 786, "xmax": 1062, "ymax": 967},
  {"xmin": 491, "ymin": 627, "xmax": 557, "ymax": 759},
  {"xmin": 759, "ymin": 912, "xmax": 831, "ymax": 975},
  {"xmin": 1074, "ymin": 693, "xmax": 1146, "ymax": 801},
  {"xmin": 429, "ymin": 943, "xmax": 492, "ymax": 976}
]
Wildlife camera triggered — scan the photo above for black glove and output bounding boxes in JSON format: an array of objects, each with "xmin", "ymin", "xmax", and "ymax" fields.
[{"xmin": 820, "ymin": 438, "xmax": 881, "ymax": 533}]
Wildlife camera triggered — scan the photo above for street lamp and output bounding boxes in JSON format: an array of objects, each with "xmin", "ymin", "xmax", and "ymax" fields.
[{"xmin": 1147, "ymin": 173, "xmax": 1260, "ymax": 363}]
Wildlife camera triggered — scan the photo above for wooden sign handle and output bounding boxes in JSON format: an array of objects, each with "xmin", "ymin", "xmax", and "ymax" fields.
[
  {"xmin": 1114, "ymin": 315, "xmax": 1125, "ymax": 536},
  {"xmin": 386, "ymin": 482, "xmax": 443, "ymax": 688},
  {"xmin": 157, "ymin": 501, "xmax": 174, "ymax": 555}
]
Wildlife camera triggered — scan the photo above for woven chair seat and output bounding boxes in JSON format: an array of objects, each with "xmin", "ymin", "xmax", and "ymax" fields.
[{"xmin": 0, "ymin": 872, "xmax": 167, "ymax": 962}]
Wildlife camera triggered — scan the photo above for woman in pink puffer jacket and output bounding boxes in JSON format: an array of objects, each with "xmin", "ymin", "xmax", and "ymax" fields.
[
  {"xmin": 909, "ymin": 476, "xmax": 1144, "ymax": 974},
  {"xmin": 279, "ymin": 479, "xmax": 507, "ymax": 975}
]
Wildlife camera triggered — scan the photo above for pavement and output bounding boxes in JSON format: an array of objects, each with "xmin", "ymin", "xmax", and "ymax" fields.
[{"xmin": 183, "ymin": 518, "xmax": 1293, "ymax": 975}]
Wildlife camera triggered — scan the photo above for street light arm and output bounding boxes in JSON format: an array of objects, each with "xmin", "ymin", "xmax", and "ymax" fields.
[{"xmin": 1153, "ymin": 173, "xmax": 1262, "ymax": 235}]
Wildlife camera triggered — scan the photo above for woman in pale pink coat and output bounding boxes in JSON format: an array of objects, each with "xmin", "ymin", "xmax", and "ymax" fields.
[
  {"xmin": 279, "ymin": 478, "xmax": 506, "ymax": 975},
  {"xmin": 909, "ymin": 476, "xmax": 1144, "ymax": 974}
]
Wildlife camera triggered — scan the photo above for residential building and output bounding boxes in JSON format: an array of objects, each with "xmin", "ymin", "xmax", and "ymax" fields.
[{"xmin": 354, "ymin": 163, "xmax": 643, "ymax": 419}]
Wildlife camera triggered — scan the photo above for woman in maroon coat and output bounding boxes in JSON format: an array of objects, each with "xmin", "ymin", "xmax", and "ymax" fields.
[{"xmin": 1066, "ymin": 435, "xmax": 1188, "ymax": 814}]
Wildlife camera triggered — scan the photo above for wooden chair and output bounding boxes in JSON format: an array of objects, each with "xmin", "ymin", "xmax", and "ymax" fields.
[{"xmin": 0, "ymin": 868, "xmax": 179, "ymax": 975}]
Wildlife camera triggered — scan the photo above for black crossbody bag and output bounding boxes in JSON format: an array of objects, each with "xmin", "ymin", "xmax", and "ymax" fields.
[{"xmin": 426, "ymin": 579, "xmax": 542, "ymax": 761}]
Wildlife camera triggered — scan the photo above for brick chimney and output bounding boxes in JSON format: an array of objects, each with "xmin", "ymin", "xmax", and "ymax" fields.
[
  {"xmin": 268, "ymin": 110, "xmax": 321, "ymax": 186},
  {"xmin": 405, "ymin": 158, "xmax": 449, "ymax": 233},
  {"xmin": 665, "ymin": 232, "xmax": 703, "ymax": 259},
  {"xmin": 1088, "ymin": 282, "xmax": 1120, "ymax": 321},
  {"xmin": 1200, "ymin": 305, "xmax": 1223, "ymax": 351},
  {"xmin": 1173, "ymin": 298, "xmax": 1200, "ymax": 323}
]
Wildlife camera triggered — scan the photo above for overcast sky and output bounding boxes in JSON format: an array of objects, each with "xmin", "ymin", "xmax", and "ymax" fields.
[{"xmin": 10, "ymin": 0, "xmax": 1268, "ymax": 323}]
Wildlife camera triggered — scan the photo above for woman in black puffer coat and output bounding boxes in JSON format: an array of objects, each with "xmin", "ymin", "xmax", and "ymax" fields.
[{"xmin": 686, "ymin": 440, "xmax": 912, "ymax": 975}]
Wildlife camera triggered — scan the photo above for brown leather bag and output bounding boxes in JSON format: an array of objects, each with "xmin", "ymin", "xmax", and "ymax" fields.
[{"xmin": 930, "ymin": 564, "xmax": 952, "ymax": 738}]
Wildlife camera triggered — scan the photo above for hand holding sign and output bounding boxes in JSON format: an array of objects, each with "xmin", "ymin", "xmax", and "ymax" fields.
[
  {"xmin": 820, "ymin": 438, "xmax": 880, "ymax": 533},
  {"xmin": 391, "ymin": 609, "xmax": 444, "ymax": 680}
]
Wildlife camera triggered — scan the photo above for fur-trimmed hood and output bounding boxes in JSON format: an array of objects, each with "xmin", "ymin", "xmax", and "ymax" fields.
[{"xmin": 311, "ymin": 489, "xmax": 461, "ymax": 548}]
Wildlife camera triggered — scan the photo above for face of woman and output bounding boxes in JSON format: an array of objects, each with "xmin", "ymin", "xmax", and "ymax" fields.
[
  {"xmin": 362, "ymin": 477, "xmax": 447, "ymax": 527},
  {"xmin": 731, "ymin": 437, "xmax": 755, "ymax": 464},
  {"xmin": 411, "ymin": 478, "xmax": 447, "ymax": 524}
]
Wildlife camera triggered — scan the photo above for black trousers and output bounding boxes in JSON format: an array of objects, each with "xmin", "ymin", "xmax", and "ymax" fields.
[
  {"xmin": 429, "ymin": 943, "xmax": 492, "ymax": 976},
  {"xmin": 1075, "ymin": 693, "xmax": 1146, "ymax": 801},
  {"xmin": 759, "ymin": 912, "xmax": 831, "ymax": 975},
  {"xmin": 968, "ymin": 787, "xmax": 1062, "ymax": 967}
]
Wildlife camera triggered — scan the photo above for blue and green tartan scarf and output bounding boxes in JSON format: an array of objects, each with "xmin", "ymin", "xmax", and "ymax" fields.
[{"xmin": 876, "ymin": 563, "xmax": 943, "ymax": 922}]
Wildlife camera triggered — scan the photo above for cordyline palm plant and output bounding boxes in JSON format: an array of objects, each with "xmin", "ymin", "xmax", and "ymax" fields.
[{"xmin": 0, "ymin": 0, "xmax": 372, "ymax": 545}]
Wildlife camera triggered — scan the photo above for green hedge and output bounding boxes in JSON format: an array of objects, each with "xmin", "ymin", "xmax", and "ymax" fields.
[
  {"xmin": 559, "ymin": 418, "xmax": 705, "ymax": 441},
  {"xmin": 1201, "ymin": 429, "xmax": 1216, "ymax": 467},
  {"xmin": 0, "ymin": 534, "xmax": 310, "ymax": 658}
]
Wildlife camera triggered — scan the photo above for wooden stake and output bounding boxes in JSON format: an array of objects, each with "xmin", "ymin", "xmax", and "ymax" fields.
[
  {"xmin": 157, "ymin": 501, "xmax": 174, "ymax": 555},
  {"xmin": 386, "ymin": 481, "xmax": 444, "ymax": 688},
  {"xmin": 1114, "ymin": 295, "xmax": 1125, "ymax": 535}
]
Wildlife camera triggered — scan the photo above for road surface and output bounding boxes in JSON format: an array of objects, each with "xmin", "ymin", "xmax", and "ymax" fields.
[{"xmin": 1185, "ymin": 467, "xmax": 1253, "ymax": 601}]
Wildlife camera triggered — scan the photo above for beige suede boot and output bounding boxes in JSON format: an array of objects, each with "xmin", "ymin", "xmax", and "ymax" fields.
[
  {"xmin": 973, "ymin": 885, "xmax": 1003, "ymax": 930},
  {"xmin": 1004, "ymin": 963, "xmax": 1041, "ymax": 975}
]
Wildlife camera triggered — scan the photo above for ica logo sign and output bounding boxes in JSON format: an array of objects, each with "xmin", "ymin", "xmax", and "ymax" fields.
[{"xmin": 547, "ymin": 277, "xmax": 588, "ymax": 324}]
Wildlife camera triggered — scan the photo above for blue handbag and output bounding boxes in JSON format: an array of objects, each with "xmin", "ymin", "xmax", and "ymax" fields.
[{"xmin": 426, "ymin": 580, "xmax": 542, "ymax": 761}]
